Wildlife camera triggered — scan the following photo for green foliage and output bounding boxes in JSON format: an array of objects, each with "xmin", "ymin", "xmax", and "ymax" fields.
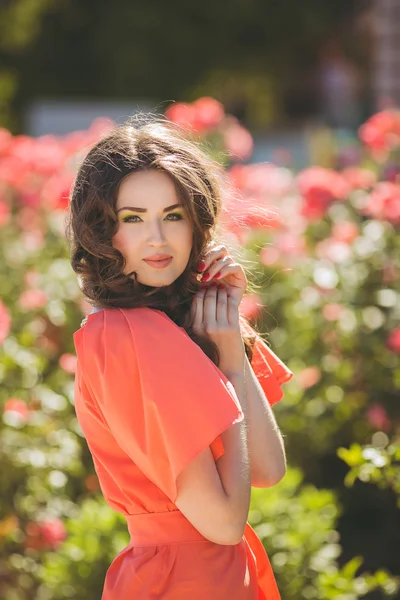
[
  {"xmin": 338, "ymin": 440, "xmax": 400, "ymax": 506},
  {"xmin": 1, "ymin": 107, "xmax": 400, "ymax": 598}
]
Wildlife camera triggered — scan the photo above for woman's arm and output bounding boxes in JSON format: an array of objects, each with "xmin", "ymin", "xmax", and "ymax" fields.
[{"xmin": 243, "ymin": 354, "xmax": 286, "ymax": 487}]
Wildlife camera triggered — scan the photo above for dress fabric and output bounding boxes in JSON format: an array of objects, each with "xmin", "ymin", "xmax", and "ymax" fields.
[{"xmin": 72, "ymin": 306, "xmax": 293, "ymax": 599}]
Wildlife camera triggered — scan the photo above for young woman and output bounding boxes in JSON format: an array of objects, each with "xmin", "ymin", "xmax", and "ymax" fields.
[{"xmin": 66, "ymin": 114, "xmax": 293, "ymax": 599}]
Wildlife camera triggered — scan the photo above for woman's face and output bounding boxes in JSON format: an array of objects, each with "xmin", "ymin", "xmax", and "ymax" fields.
[{"xmin": 112, "ymin": 169, "xmax": 193, "ymax": 287}]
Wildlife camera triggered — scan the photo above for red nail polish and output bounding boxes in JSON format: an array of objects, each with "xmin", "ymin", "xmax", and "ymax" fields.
[
  {"xmin": 198, "ymin": 261, "xmax": 206, "ymax": 271},
  {"xmin": 213, "ymin": 272, "xmax": 221, "ymax": 279},
  {"xmin": 202, "ymin": 273, "xmax": 210, "ymax": 281}
]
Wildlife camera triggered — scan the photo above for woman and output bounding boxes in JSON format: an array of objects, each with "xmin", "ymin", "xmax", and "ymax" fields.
[{"xmin": 66, "ymin": 113, "xmax": 293, "ymax": 599}]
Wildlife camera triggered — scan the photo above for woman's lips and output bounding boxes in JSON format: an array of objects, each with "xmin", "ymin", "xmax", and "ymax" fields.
[{"xmin": 143, "ymin": 257, "xmax": 173, "ymax": 269}]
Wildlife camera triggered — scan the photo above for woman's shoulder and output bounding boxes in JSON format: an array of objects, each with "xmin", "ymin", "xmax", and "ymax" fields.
[{"xmin": 74, "ymin": 306, "xmax": 184, "ymax": 342}]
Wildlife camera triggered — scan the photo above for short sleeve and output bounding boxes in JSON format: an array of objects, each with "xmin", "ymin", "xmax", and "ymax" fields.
[
  {"xmin": 74, "ymin": 307, "xmax": 244, "ymax": 504},
  {"xmin": 241, "ymin": 320, "xmax": 293, "ymax": 407}
]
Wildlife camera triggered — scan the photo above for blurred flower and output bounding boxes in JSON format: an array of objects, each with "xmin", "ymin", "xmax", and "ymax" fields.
[
  {"xmin": 0, "ymin": 198, "xmax": 11, "ymax": 227},
  {"xmin": 24, "ymin": 517, "xmax": 67, "ymax": 551},
  {"xmin": 362, "ymin": 182, "xmax": 400, "ymax": 225},
  {"xmin": 259, "ymin": 246, "xmax": 281, "ymax": 266},
  {"xmin": 3, "ymin": 398, "xmax": 30, "ymax": 423},
  {"xmin": 382, "ymin": 261, "xmax": 399, "ymax": 285},
  {"xmin": 386, "ymin": 327, "xmax": 400, "ymax": 353},
  {"xmin": 323, "ymin": 304, "xmax": 345, "ymax": 321},
  {"xmin": 331, "ymin": 221, "xmax": 360, "ymax": 244},
  {"xmin": 383, "ymin": 164, "xmax": 400, "ymax": 183},
  {"xmin": 192, "ymin": 97, "xmax": 225, "ymax": 130},
  {"xmin": 239, "ymin": 293, "xmax": 263, "ymax": 320},
  {"xmin": 367, "ymin": 403, "xmax": 391, "ymax": 432},
  {"xmin": 298, "ymin": 366, "xmax": 322, "ymax": 389},
  {"xmin": 0, "ymin": 515, "xmax": 19, "ymax": 537},
  {"xmin": 358, "ymin": 110, "xmax": 400, "ymax": 157},
  {"xmin": 341, "ymin": 167, "xmax": 377, "ymax": 191},
  {"xmin": 228, "ymin": 163, "xmax": 294, "ymax": 202},
  {"xmin": 85, "ymin": 474, "xmax": 100, "ymax": 491},
  {"xmin": 24, "ymin": 269, "xmax": 42, "ymax": 288},
  {"xmin": 165, "ymin": 102, "xmax": 208, "ymax": 134},
  {"xmin": 297, "ymin": 167, "xmax": 350, "ymax": 221},
  {"xmin": 16, "ymin": 205, "xmax": 45, "ymax": 232},
  {"xmin": 40, "ymin": 171, "xmax": 75, "ymax": 211},
  {"xmin": 0, "ymin": 300, "xmax": 11, "ymax": 344},
  {"xmin": 0, "ymin": 127, "xmax": 12, "ymax": 156},
  {"xmin": 59, "ymin": 353, "xmax": 77, "ymax": 374},
  {"xmin": 19, "ymin": 289, "xmax": 48, "ymax": 310},
  {"xmin": 315, "ymin": 238, "xmax": 352, "ymax": 263},
  {"xmin": 223, "ymin": 123, "xmax": 254, "ymax": 161}
]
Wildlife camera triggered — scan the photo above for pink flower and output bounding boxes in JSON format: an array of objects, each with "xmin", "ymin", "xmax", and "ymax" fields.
[
  {"xmin": 239, "ymin": 293, "xmax": 263, "ymax": 320},
  {"xmin": 315, "ymin": 238, "xmax": 351, "ymax": 263},
  {"xmin": 322, "ymin": 304, "xmax": 344, "ymax": 321},
  {"xmin": 0, "ymin": 127, "xmax": 12, "ymax": 156},
  {"xmin": 223, "ymin": 124, "xmax": 254, "ymax": 161},
  {"xmin": 25, "ymin": 517, "xmax": 67, "ymax": 551},
  {"xmin": 298, "ymin": 366, "xmax": 321, "ymax": 389},
  {"xmin": 40, "ymin": 171, "xmax": 74, "ymax": 211},
  {"xmin": 19, "ymin": 289, "xmax": 48, "ymax": 310},
  {"xmin": 259, "ymin": 246, "xmax": 281, "ymax": 266},
  {"xmin": 165, "ymin": 102, "xmax": 205, "ymax": 133},
  {"xmin": 331, "ymin": 221, "xmax": 359, "ymax": 244},
  {"xmin": 24, "ymin": 270, "xmax": 42, "ymax": 288},
  {"xmin": 297, "ymin": 167, "xmax": 350, "ymax": 221},
  {"xmin": 228, "ymin": 163, "xmax": 293, "ymax": 200},
  {"xmin": 276, "ymin": 232, "xmax": 306, "ymax": 255},
  {"xmin": 59, "ymin": 353, "xmax": 77, "ymax": 374},
  {"xmin": 0, "ymin": 199, "xmax": 10, "ymax": 227},
  {"xmin": 4, "ymin": 398, "xmax": 30, "ymax": 423},
  {"xmin": 341, "ymin": 167, "xmax": 377, "ymax": 191},
  {"xmin": 387, "ymin": 328, "xmax": 400, "ymax": 353},
  {"xmin": 0, "ymin": 300, "xmax": 11, "ymax": 344},
  {"xmin": 362, "ymin": 182, "xmax": 400, "ymax": 225},
  {"xmin": 192, "ymin": 97, "xmax": 225, "ymax": 130},
  {"xmin": 367, "ymin": 403, "xmax": 391, "ymax": 432},
  {"xmin": 359, "ymin": 110, "xmax": 400, "ymax": 155}
]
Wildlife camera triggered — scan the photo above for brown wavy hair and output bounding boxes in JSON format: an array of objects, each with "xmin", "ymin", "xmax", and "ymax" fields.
[{"xmin": 65, "ymin": 112, "xmax": 262, "ymax": 366}]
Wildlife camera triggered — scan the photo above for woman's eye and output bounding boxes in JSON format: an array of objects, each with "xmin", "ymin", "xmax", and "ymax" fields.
[{"xmin": 122, "ymin": 213, "xmax": 183, "ymax": 223}]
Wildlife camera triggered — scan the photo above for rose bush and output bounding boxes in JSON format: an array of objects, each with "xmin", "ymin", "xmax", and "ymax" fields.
[{"xmin": 0, "ymin": 102, "xmax": 399, "ymax": 598}]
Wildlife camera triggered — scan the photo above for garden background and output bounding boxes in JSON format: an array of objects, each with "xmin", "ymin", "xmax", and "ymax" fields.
[{"xmin": 1, "ymin": 1, "xmax": 400, "ymax": 599}]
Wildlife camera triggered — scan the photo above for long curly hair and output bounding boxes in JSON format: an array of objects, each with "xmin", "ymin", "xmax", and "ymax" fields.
[{"xmin": 65, "ymin": 112, "xmax": 261, "ymax": 366}]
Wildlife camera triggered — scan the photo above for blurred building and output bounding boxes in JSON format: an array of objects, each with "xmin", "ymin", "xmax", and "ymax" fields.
[{"xmin": 372, "ymin": 0, "xmax": 400, "ymax": 108}]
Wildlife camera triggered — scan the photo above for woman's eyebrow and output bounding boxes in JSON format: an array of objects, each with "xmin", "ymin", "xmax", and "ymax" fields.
[{"xmin": 117, "ymin": 203, "xmax": 182, "ymax": 213}]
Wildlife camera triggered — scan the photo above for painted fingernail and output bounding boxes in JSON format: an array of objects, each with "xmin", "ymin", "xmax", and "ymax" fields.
[
  {"xmin": 198, "ymin": 261, "xmax": 206, "ymax": 271},
  {"xmin": 202, "ymin": 273, "xmax": 210, "ymax": 281},
  {"xmin": 213, "ymin": 272, "xmax": 221, "ymax": 279}
]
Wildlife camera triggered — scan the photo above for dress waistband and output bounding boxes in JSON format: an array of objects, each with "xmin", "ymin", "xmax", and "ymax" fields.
[{"xmin": 125, "ymin": 510, "xmax": 208, "ymax": 546}]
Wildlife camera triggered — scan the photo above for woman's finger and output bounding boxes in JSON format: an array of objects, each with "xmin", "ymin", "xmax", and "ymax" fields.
[
  {"xmin": 227, "ymin": 291, "xmax": 240, "ymax": 328},
  {"xmin": 201, "ymin": 255, "xmax": 233, "ymax": 281},
  {"xmin": 191, "ymin": 289, "xmax": 205, "ymax": 332},
  {"xmin": 216, "ymin": 285, "xmax": 228, "ymax": 326},
  {"xmin": 203, "ymin": 284, "xmax": 218, "ymax": 326},
  {"xmin": 200, "ymin": 244, "xmax": 229, "ymax": 275}
]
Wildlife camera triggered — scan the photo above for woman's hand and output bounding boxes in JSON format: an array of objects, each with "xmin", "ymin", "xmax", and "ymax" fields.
[
  {"xmin": 191, "ymin": 242, "xmax": 247, "ymax": 376},
  {"xmin": 190, "ymin": 283, "xmax": 245, "ymax": 377},
  {"xmin": 197, "ymin": 242, "xmax": 247, "ymax": 308}
]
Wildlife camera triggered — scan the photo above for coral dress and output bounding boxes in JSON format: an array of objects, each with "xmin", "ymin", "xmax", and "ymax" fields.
[{"xmin": 72, "ymin": 307, "xmax": 293, "ymax": 599}]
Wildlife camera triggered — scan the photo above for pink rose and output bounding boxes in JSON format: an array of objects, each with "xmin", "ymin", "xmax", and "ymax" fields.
[
  {"xmin": 367, "ymin": 403, "xmax": 391, "ymax": 432},
  {"xmin": 0, "ymin": 300, "xmax": 11, "ymax": 344},
  {"xmin": 387, "ymin": 328, "xmax": 400, "ymax": 353},
  {"xmin": 59, "ymin": 353, "xmax": 77, "ymax": 374}
]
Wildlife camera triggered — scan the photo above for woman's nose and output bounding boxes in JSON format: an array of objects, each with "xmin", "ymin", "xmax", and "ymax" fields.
[{"xmin": 146, "ymin": 220, "xmax": 167, "ymax": 243}]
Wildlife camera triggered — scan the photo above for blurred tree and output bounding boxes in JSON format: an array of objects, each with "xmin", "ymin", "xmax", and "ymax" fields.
[
  {"xmin": 0, "ymin": 0, "xmax": 60, "ymax": 130},
  {"xmin": 4, "ymin": 0, "xmax": 371, "ymax": 132}
]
